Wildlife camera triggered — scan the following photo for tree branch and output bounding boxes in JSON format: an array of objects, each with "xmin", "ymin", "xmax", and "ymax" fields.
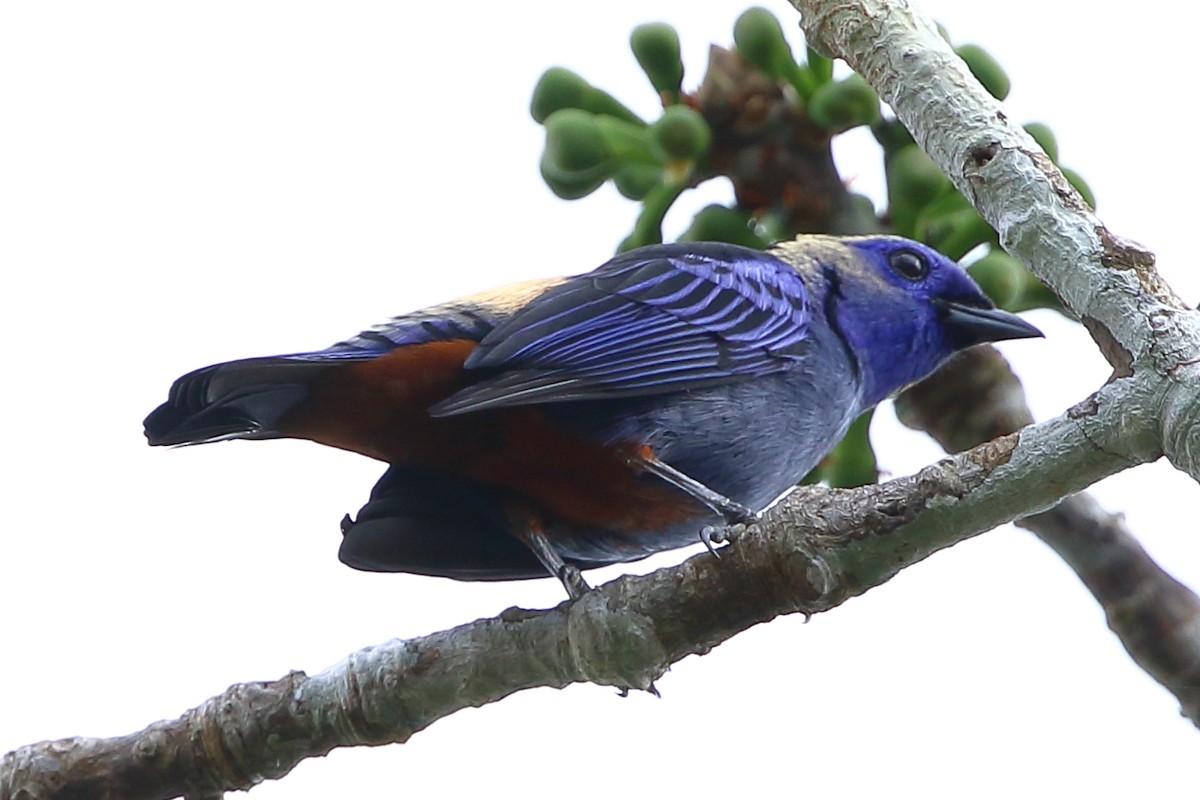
[
  {"xmin": 1019, "ymin": 494, "xmax": 1200, "ymax": 724},
  {"xmin": 6, "ymin": 2, "xmax": 1199, "ymax": 796},
  {"xmin": 803, "ymin": 0, "xmax": 1200, "ymax": 722},
  {"xmin": 0, "ymin": 379, "xmax": 1159, "ymax": 798},
  {"xmin": 790, "ymin": 0, "xmax": 1200, "ymax": 480},
  {"xmin": 898, "ymin": 346, "xmax": 1200, "ymax": 724}
]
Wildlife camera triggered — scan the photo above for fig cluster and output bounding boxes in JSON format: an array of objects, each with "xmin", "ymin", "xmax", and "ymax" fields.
[{"xmin": 528, "ymin": 7, "xmax": 1094, "ymax": 484}]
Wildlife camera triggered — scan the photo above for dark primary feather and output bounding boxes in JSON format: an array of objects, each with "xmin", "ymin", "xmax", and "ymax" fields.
[
  {"xmin": 144, "ymin": 304, "xmax": 502, "ymax": 446},
  {"xmin": 430, "ymin": 242, "xmax": 812, "ymax": 416},
  {"xmin": 144, "ymin": 358, "xmax": 328, "ymax": 445}
]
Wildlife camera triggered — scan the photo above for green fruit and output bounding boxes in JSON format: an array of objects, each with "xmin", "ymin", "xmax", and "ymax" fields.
[
  {"xmin": 679, "ymin": 205, "xmax": 768, "ymax": 248},
  {"xmin": 753, "ymin": 213, "xmax": 788, "ymax": 244},
  {"xmin": 956, "ymin": 44, "xmax": 1010, "ymax": 101},
  {"xmin": 621, "ymin": 181, "xmax": 686, "ymax": 252},
  {"xmin": 822, "ymin": 412, "xmax": 878, "ymax": 488},
  {"xmin": 543, "ymin": 109, "xmax": 607, "ymax": 173},
  {"xmin": 631, "ymin": 22, "xmax": 684, "ymax": 98},
  {"xmin": 968, "ymin": 249, "xmax": 1024, "ymax": 308},
  {"xmin": 1061, "ymin": 166, "xmax": 1095, "ymax": 208},
  {"xmin": 913, "ymin": 186, "xmax": 972, "ymax": 221},
  {"xmin": 733, "ymin": 7, "xmax": 794, "ymax": 78},
  {"xmin": 1011, "ymin": 275, "xmax": 1065, "ymax": 315},
  {"xmin": 613, "ymin": 163, "xmax": 662, "ymax": 200},
  {"xmin": 830, "ymin": 192, "xmax": 884, "ymax": 235},
  {"xmin": 649, "ymin": 105, "xmax": 711, "ymax": 162},
  {"xmin": 807, "ymin": 74, "xmax": 880, "ymax": 131},
  {"xmin": 539, "ymin": 151, "xmax": 607, "ymax": 200},
  {"xmin": 530, "ymin": 67, "xmax": 589, "ymax": 123},
  {"xmin": 530, "ymin": 67, "xmax": 644, "ymax": 125},
  {"xmin": 582, "ymin": 90, "xmax": 645, "ymax": 125},
  {"xmin": 927, "ymin": 206, "xmax": 995, "ymax": 261},
  {"xmin": 593, "ymin": 116, "xmax": 655, "ymax": 163},
  {"xmin": 806, "ymin": 47, "xmax": 833, "ymax": 83},
  {"xmin": 887, "ymin": 145, "xmax": 950, "ymax": 235},
  {"xmin": 1023, "ymin": 122, "xmax": 1058, "ymax": 162},
  {"xmin": 872, "ymin": 118, "xmax": 915, "ymax": 155}
]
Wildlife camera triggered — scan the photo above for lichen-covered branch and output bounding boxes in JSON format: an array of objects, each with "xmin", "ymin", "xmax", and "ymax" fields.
[
  {"xmin": 0, "ymin": 379, "xmax": 1155, "ymax": 799},
  {"xmin": 693, "ymin": 6, "xmax": 1200, "ymax": 720},
  {"xmin": 821, "ymin": 0, "xmax": 1200, "ymax": 721},
  {"xmin": 791, "ymin": 0, "xmax": 1200, "ymax": 480}
]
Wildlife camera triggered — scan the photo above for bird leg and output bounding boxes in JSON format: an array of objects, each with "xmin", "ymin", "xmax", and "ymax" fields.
[
  {"xmin": 507, "ymin": 504, "xmax": 591, "ymax": 601},
  {"xmin": 527, "ymin": 530, "xmax": 591, "ymax": 600},
  {"xmin": 624, "ymin": 446, "xmax": 758, "ymax": 557},
  {"xmin": 626, "ymin": 447, "xmax": 758, "ymax": 526}
]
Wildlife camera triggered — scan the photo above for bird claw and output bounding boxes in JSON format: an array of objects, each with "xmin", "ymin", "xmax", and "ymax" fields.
[
  {"xmin": 699, "ymin": 526, "xmax": 723, "ymax": 558},
  {"xmin": 700, "ymin": 521, "xmax": 756, "ymax": 557},
  {"xmin": 713, "ymin": 522, "xmax": 750, "ymax": 544}
]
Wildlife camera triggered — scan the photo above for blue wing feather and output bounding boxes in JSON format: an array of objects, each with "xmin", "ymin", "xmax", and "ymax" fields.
[{"xmin": 431, "ymin": 242, "xmax": 810, "ymax": 416}]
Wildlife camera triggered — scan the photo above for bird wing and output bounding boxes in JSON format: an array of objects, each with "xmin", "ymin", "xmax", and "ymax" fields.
[
  {"xmin": 144, "ymin": 299, "xmax": 505, "ymax": 446},
  {"xmin": 430, "ymin": 243, "xmax": 811, "ymax": 416}
]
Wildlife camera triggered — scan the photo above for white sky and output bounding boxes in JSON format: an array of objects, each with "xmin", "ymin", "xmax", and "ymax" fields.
[{"xmin": 2, "ymin": 1, "xmax": 1197, "ymax": 797}]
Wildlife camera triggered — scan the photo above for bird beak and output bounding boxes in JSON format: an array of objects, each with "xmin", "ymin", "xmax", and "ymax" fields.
[{"xmin": 935, "ymin": 299, "xmax": 1044, "ymax": 346}]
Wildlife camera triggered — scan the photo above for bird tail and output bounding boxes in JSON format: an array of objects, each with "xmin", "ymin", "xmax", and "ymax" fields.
[{"xmin": 143, "ymin": 356, "xmax": 337, "ymax": 446}]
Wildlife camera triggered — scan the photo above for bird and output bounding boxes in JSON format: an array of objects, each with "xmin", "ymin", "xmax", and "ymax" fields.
[{"xmin": 144, "ymin": 235, "xmax": 1042, "ymax": 599}]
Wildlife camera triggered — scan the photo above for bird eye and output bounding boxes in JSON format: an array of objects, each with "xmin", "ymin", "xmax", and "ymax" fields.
[{"xmin": 889, "ymin": 250, "xmax": 929, "ymax": 281}]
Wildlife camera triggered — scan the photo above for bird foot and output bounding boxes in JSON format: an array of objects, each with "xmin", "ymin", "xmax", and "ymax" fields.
[
  {"xmin": 700, "ymin": 521, "xmax": 757, "ymax": 557},
  {"xmin": 557, "ymin": 563, "xmax": 592, "ymax": 601},
  {"xmin": 696, "ymin": 520, "xmax": 739, "ymax": 556}
]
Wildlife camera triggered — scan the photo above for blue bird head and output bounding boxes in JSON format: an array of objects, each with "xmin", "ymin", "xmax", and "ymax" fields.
[{"xmin": 775, "ymin": 235, "xmax": 1042, "ymax": 407}]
